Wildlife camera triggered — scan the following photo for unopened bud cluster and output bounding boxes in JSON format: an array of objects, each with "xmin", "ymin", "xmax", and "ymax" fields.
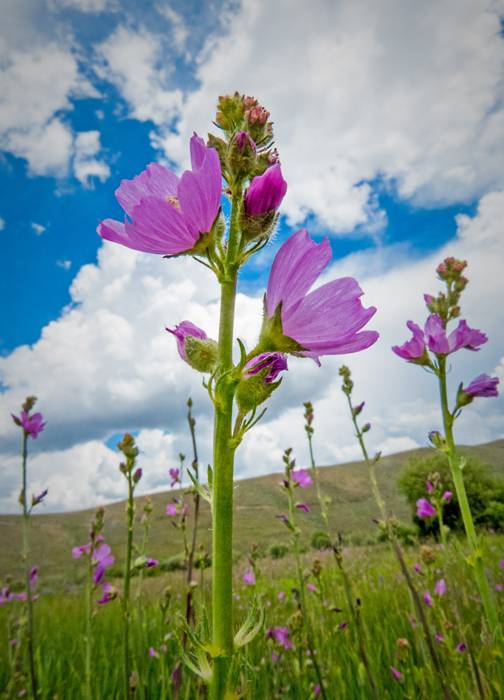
[
  {"xmin": 339, "ymin": 366, "xmax": 353, "ymax": 396},
  {"xmin": 425, "ymin": 257, "xmax": 469, "ymax": 322}
]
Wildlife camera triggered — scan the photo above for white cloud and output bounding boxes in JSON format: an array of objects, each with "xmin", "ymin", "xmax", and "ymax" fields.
[
  {"xmin": 0, "ymin": 216, "xmax": 4, "ymax": 230},
  {"xmin": 143, "ymin": 0, "xmax": 504, "ymax": 233},
  {"xmin": 48, "ymin": 0, "xmax": 118, "ymax": 12},
  {"xmin": 56, "ymin": 260, "xmax": 72, "ymax": 270},
  {"xmin": 73, "ymin": 131, "xmax": 110, "ymax": 187},
  {"xmin": 1, "ymin": 188, "xmax": 503, "ymax": 513},
  {"xmin": 31, "ymin": 222, "xmax": 46, "ymax": 235}
]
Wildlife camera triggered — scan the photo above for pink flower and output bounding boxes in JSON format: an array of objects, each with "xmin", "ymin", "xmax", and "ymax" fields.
[
  {"xmin": 169, "ymin": 468, "xmax": 180, "ymax": 487},
  {"xmin": 243, "ymin": 353, "xmax": 288, "ymax": 384},
  {"xmin": 268, "ymin": 627, "xmax": 292, "ymax": 650},
  {"xmin": 424, "ymin": 591, "xmax": 433, "ymax": 607},
  {"xmin": 306, "ymin": 583, "xmax": 316, "ymax": 592},
  {"xmin": 92, "ymin": 544, "xmax": 115, "ymax": 585},
  {"xmin": 29, "ymin": 567, "xmax": 37, "ymax": 587},
  {"xmin": 166, "ymin": 504, "xmax": 178, "ymax": 516},
  {"xmin": 425, "ymin": 314, "xmax": 487, "ymax": 355},
  {"xmin": 73, "ymin": 542, "xmax": 92, "ymax": 558},
  {"xmin": 243, "ymin": 571, "xmax": 255, "ymax": 585},
  {"xmin": 182, "ymin": 504, "xmax": 187, "ymax": 515},
  {"xmin": 278, "ymin": 592, "xmax": 284, "ymax": 599},
  {"xmin": 146, "ymin": 558, "xmax": 159, "ymax": 568},
  {"xmin": 245, "ymin": 164, "xmax": 287, "ymax": 216},
  {"xmin": 292, "ymin": 469, "xmax": 313, "ymax": 488},
  {"xmin": 463, "ymin": 374, "xmax": 499, "ymax": 398},
  {"xmin": 11, "ymin": 411, "xmax": 46, "ymax": 439},
  {"xmin": 95, "ymin": 582, "xmax": 117, "ymax": 605},
  {"xmin": 166, "ymin": 321, "xmax": 208, "ymax": 362},
  {"xmin": 236, "ymin": 131, "xmax": 257, "ymax": 153},
  {"xmin": 414, "ymin": 563, "xmax": 422, "ymax": 574},
  {"xmin": 496, "ymin": 584, "xmax": 503, "ymax": 592},
  {"xmin": 392, "ymin": 321, "xmax": 427, "ymax": 361},
  {"xmin": 435, "ymin": 634, "xmax": 445, "ymax": 643},
  {"xmin": 426, "ymin": 481, "xmax": 434, "ymax": 493},
  {"xmin": 416, "ymin": 498, "xmax": 436, "ymax": 518},
  {"xmin": 149, "ymin": 648, "xmax": 156, "ymax": 657},
  {"xmin": 98, "ymin": 134, "xmax": 222, "ymax": 256},
  {"xmin": 31, "ymin": 489, "xmax": 48, "ymax": 506},
  {"xmin": 297, "ymin": 503, "xmax": 310, "ymax": 513},
  {"xmin": 390, "ymin": 666, "xmax": 402, "ymax": 680},
  {"xmin": 434, "ymin": 579, "xmax": 446, "ymax": 595},
  {"xmin": 264, "ymin": 229, "xmax": 378, "ymax": 365},
  {"xmin": 442, "ymin": 491, "xmax": 452, "ymax": 502}
]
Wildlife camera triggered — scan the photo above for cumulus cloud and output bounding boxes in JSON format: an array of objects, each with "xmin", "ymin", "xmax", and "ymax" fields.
[
  {"xmin": 31, "ymin": 222, "xmax": 46, "ymax": 235},
  {"xmin": 73, "ymin": 131, "xmax": 110, "ymax": 187},
  {"xmin": 47, "ymin": 0, "xmax": 118, "ymax": 12},
  {"xmin": 1, "ymin": 189, "xmax": 503, "ymax": 512},
  {"xmin": 0, "ymin": 216, "xmax": 4, "ymax": 230}
]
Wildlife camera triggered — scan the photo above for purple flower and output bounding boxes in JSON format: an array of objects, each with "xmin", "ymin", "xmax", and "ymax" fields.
[
  {"xmin": 243, "ymin": 571, "xmax": 255, "ymax": 585},
  {"xmin": 306, "ymin": 583, "xmax": 316, "ymax": 592},
  {"xmin": 297, "ymin": 503, "xmax": 310, "ymax": 513},
  {"xmin": 338, "ymin": 622, "xmax": 347, "ymax": 630},
  {"xmin": 169, "ymin": 468, "xmax": 180, "ymax": 487},
  {"xmin": 457, "ymin": 643, "xmax": 466, "ymax": 653},
  {"xmin": 98, "ymin": 134, "xmax": 222, "ymax": 256},
  {"xmin": 392, "ymin": 321, "xmax": 427, "ymax": 361},
  {"xmin": 292, "ymin": 469, "xmax": 313, "ymax": 488},
  {"xmin": 414, "ymin": 563, "xmax": 422, "ymax": 574},
  {"xmin": 425, "ymin": 314, "xmax": 487, "ymax": 355},
  {"xmin": 31, "ymin": 489, "xmax": 48, "ymax": 506},
  {"xmin": 166, "ymin": 321, "xmax": 208, "ymax": 362},
  {"xmin": 12, "ymin": 411, "xmax": 46, "ymax": 439},
  {"xmin": 314, "ymin": 685, "xmax": 320, "ymax": 697},
  {"xmin": 264, "ymin": 229, "xmax": 378, "ymax": 365},
  {"xmin": 149, "ymin": 648, "xmax": 156, "ymax": 658},
  {"xmin": 442, "ymin": 491, "xmax": 452, "ymax": 502},
  {"xmin": 166, "ymin": 504, "xmax": 178, "ymax": 516},
  {"xmin": 269, "ymin": 627, "xmax": 292, "ymax": 650},
  {"xmin": 244, "ymin": 164, "xmax": 287, "ymax": 217},
  {"xmin": 434, "ymin": 579, "xmax": 446, "ymax": 595},
  {"xmin": 390, "ymin": 666, "xmax": 403, "ymax": 680},
  {"xmin": 463, "ymin": 374, "xmax": 499, "ymax": 398},
  {"xmin": 182, "ymin": 504, "xmax": 187, "ymax": 515},
  {"xmin": 424, "ymin": 591, "xmax": 433, "ymax": 607},
  {"xmin": 416, "ymin": 498, "xmax": 436, "ymax": 518},
  {"xmin": 236, "ymin": 131, "xmax": 256, "ymax": 153},
  {"xmin": 271, "ymin": 650, "xmax": 281, "ymax": 663},
  {"xmin": 278, "ymin": 592, "xmax": 285, "ymax": 599},
  {"xmin": 146, "ymin": 558, "xmax": 159, "ymax": 568},
  {"xmin": 73, "ymin": 542, "xmax": 92, "ymax": 558},
  {"xmin": 426, "ymin": 481, "xmax": 434, "ymax": 493},
  {"xmin": 93, "ymin": 544, "xmax": 115, "ymax": 585},
  {"xmin": 435, "ymin": 634, "xmax": 445, "ymax": 643},
  {"xmin": 243, "ymin": 352, "xmax": 288, "ymax": 384},
  {"xmin": 95, "ymin": 582, "xmax": 117, "ymax": 604},
  {"xmin": 29, "ymin": 567, "xmax": 38, "ymax": 587},
  {"xmin": 275, "ymin": 514, "xmax": 289, "ymax": 523}
]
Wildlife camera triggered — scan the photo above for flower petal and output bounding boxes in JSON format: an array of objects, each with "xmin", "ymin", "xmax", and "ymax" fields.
[{"xmin": 115, "ymin": 163, "xmax": 179, "ymax": 217}]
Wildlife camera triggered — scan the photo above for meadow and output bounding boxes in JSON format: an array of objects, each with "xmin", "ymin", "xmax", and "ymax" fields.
[{"xmin": 2, "ymin": 439, "xmax": 504, "ymax": 699}]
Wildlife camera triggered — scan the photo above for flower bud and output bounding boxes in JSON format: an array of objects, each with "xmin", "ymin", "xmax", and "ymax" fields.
[
  {"xmin": 428, "ymin": 431, "xmax": 448, "ymax": 451},
  {"xmin": 235, "ymin": 353, "xmax": 287, "ymax": 414},
  {"xmin": 133, "ymin": 468, "xmax": 142, "ymax": 484},
  {"xmin": 362, "ymin": 423, "xmax": 371, "ymax": 433},
  {"xmin": 167, "ymin": 321, "xmax": 218, "ymax": 373}
]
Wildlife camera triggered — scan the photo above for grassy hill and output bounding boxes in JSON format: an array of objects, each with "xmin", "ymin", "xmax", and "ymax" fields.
[{"xmin": 1, "ymin": 439, "xmax": 503, "ymax": 585}]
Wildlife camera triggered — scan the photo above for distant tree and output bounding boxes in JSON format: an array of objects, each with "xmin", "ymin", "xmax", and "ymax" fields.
[
  {"xmin": 310, "ymin": 531, "xmax": 332, "ymax": 551},
  {"xmin": 397, "ymin": 452, "xmax": 504, "ymax": 537}
]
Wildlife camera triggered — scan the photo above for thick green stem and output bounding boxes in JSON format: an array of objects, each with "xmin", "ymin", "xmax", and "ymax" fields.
[
  {"xmin": 438, "ymin": 357, "xmax": 502, "ymax": 642},
  {"xmin": 21, "ymin": 434, "xmax": 38, "ymax": 700},
  {"xmin": 123, "ymin": 475, "xmax": 134, "ymax": 700},
  {"xmin": 210, "ymin": 191, "xmax": 241, "ymax": 700}
]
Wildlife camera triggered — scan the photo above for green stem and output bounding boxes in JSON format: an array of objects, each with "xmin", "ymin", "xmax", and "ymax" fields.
[
  {"xmin": 438, "ymin": 357, "xmax": 502, "ymax": 643},
  {"xmin": 210, "ymin": 191, "xmax": 241, "ymax": 700},
  {"xmin": 435, "ymin": 496, "xmax": 447, "ymax": 547},
  {"xmin": 123, "ymin": 474, "xmax": 134, "ymax": 700},
  {"xmin": 21, "ymin": 433, "xmax": 38, "ymax": 700},
  {"xmin": 85, "ymin": 554, "xmax": 93, "ymax": 700}
]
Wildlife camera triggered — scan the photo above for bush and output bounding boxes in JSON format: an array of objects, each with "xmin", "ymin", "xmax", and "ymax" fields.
[
  {"xmin": 159, "ymin": 555, "xmax": 187, "ymax": 572},
  {"xmin": 194, "ymin": 552, "xmax": 212, "ymax": 569},
  {"xmin": 377, "ymin": 523, "xmax": 416, "ymax": 546},
  {"xmin": 397, "ymin": 452, "xmax": 504, "ymax": 537},
  {"xmin": 269, "ymin": 543, "xmax": 289, "ymax": 559},
  {"xmin": 310, "ymin": 531, "xmax": 332, "ymax": 551}
]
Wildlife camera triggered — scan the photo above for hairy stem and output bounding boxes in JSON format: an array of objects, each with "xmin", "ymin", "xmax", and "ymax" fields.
[
  {"xmin": 22, "ymin": 433, "xmax": 38, "ymax": 700},
  {"xmin": 123, "ymin": 473, "xmax": 134, "ymax": 700}
]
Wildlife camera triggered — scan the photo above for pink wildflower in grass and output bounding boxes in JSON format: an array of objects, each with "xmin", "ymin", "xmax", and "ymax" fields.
[
  {"xmin": 314, "ymin": 685, "xmax": 320, "ymax": 696},
  {"xmin": 338, "ymin": 622, "xmax": 347, "ymax": 630},
  {"xmin": 98, "ymin": 134, "xmax": 222, "ymax": 256},
  {"xmin": 243, "ymin": 352, "xmax": 288, "ymax": 384},
  {"xmin": 306, "ymin": 583, "xmax": 316, "ymax": 592},
  {"xmin": 146, "ymin": 558, "xmax": 159, "ymax": 568},
  {"xmin": 390, "ymin": 666, "xmax": 402, "ymax": 681},
  {"xmin": 426, "ymin": 481, "xmax": 434, "ymax": 493},
  {"xmin": 29, "ymin": 567, "xmax": 37, "ymax": 587},
  {"xmin": 267, "ymin": 627, "xmax": 293, "ymax": 650},
  {"xmin": 149, "ymin": 648, "xmax": 156, "ymax": 658},
  {"xmin": 496, "ymin": 584, "xmax": 503, "ymax": 592},
  {"xmin": 243, "ymin": 571, "xmax": 255, "ymax": 585},
  {"xmin": 182, "ymin": 504, "xmax": 187, "ymax": 515},
  {"xmin": 32, "ymin": 489, "xmax": 48, "ymax": 506},
  {"xmin": 442, "ymin": 491, "xmax": 452, "ymax": 501},
  {"xmin": 416, "ymin": 498, "xmax": 436, "ymax": 518},
  {"xmin": 457, "ymin": 643, "xmax": 467, "ymax": 652},
  {"xmin": 244, "ymin": 164, "xmax": 287, "ymax": 217},
  {"xmin": 424, "ymin": 591, "xmax": 433, "ymax": 607},
  {"xmin": 434, "ymin": 579, "xmax": 446, "ymax": 595},
  {"xmin": 297, "ymin": 503, "xmax": 310, "ymax": 513},
  {"xmin": 435, "ymin": 634, "xmax": 445, "ymax": 643},
  {"xmin": 92, "ymin": 544, "xmax": 115, "ymax": 585},
  {"xmin": 425, "ymin": 314, "xmax": 487, "ymax": 355},
  {"xmin": 500, "ymin": 560, "xmax": 504, "ymax": 568},
  {"xmin": 169, "ymin": 468, "xmax": 180, "ymax": 487},
  {"xmin": 414, "ymin": 563, "xmax": 422, "ymax": 574},
  {"xmin": 167, "ymin": 321, "xmax": 208, "ymax": 362},
  {"xmin": 95, "ymin": 582, "xmax": 117, "ymax": 605},
  {"xmin": 271, "ymin": 650, "xmax": 281, "ymax": 663},
  {"xmin": 264, "ymin": 229, "xmax": 378, "ymax": 365},
  {"xmin": 292, "ymin": 469, "xmax": 312, "ymax": 488},
  {"xmin": 463, "ymin": 374, "xmax": 499, "ymax": 398},
  {"xmin": 278, "ymin": 592, "xmax": 284, "ymax": 599},
  {"xmin": 11, "ymin": 411, "xmax": 46, "ymax": 439},
  {"xmin": 166, "ymin": 504, "xmax": 178, "ymax": 516}
]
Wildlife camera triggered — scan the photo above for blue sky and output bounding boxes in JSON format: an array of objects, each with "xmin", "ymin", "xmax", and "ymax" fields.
[{"xmin": 1, "ymin": 0, "xmax": 504, "ymax": 512}]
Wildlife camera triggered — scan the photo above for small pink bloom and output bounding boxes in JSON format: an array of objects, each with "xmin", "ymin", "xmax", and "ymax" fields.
[
  {"xmin": 278, "ymin": 592, "xmax": 284, "ymax": 599},
  {"xmin": 442, "ymin": 491, "xmax": 452, "ymax": 501},
  {"xmin": 245, "ymin": 164, "xmax": 287, "ymax": 216},
  {"xmin": 425, "ymin": 314, "xmax": 487, "ymax": 355},
  {"xmin": 243, "ymin": 352, "xmax": 288, "ymax": 384},
  {"xmin": 149, "ymin": 648, "xmax": 156, "ymax": 657},
  {"xmin": 166, "ymin": 504, "xmax": 178, "ymax": 516},
  {"xmin": 392, "ymin": 321, "xmax": 426, "ymax": 361},
  {"xmin": 416, "ymin": 498, "xmax": 436, "ymax": 518},
  {"xmin": 306, "ymin": 583, "xmax": 316, "ymax": 592},
  {"xmin": 496, "ymin": 584, "xmax": 503, "ymax": 592},
  {"xmin": 426, "ymin": 481, "xmax": 434, "ymax": 493},
  {"xmin": 73, "ymin": 542, "xmax": 92, "ymax": 558},
  {"xmin": 390, "ymin": 666, "xmax": 402, "ymax": 680},
  {"xmin": 424, "ymin": 591, "xmax": 433, "ymax": 607},
  {"xmin": 243, "ymin": 571, "xmax": 255, "ymax": 585},
  {"xmin": 457, "ymin": 643, "xmax": 466, "ymax": 652},
  {"xmin": 169, "ymin": 468, "xmax": 180, "ymax": 487},
  {"xmin": 292, "ymin": 469, "xmax": 312, "ymax": 488},
  {"xmin": 435, "ymin": 634, "xmax": 445, "ymax": 642},
  {"xmin": 297, "ymin": 503, "xmax": 310, "ymax": 513},
  {"xmin": 12, "ymin": 411, "xmax": 46, "ymax": 439},
  {"xmin": 167, "ymin": 321, "xmax": 207, "ymax": 363},
  {"xmin": 463, "ymin": 374, "xmax": 499, "ymax": 398},
  {"xmin": 414, "ymin": 563, "xmax": 422, "ymax": 574},
  {"xmin": 434, "ymin": 579, "xmax": 446, "ymax": 595}
]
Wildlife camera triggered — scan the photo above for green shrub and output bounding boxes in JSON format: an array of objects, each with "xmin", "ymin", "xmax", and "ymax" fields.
[
  {"xmin": 159, "ymin": 555, "xmax": 187, "ymax": 572},
  {"xmin": 397, "ymin": 452, "xmax": 504, "ymax": 537},
  {"xmin": 269, "ymin": 543, "xmax": 289, "ymax": 559},
  {"xmin": 310, "ymin": 531, "xmax": 332, "ymax": 551}
]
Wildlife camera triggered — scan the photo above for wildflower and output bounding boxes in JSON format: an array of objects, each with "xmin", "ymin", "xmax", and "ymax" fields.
[
  {"xmin": 391, "ymin": 321, "xmax": 427, "ymax": 362},
  {"xmin": 435, "ymin": 634, "xmax": 445, "ymax": 642},
  {"xmin": 236, "ymin": 131, "xmax": 257, "ymax": 153},
  {"xmin": 166, "ymin": 504, "xmax": 178, "ymax": 516},
  {"xmin": 292, "ymin": 469, "xmax": 313, "ymax": 488},
  {"xmin": 243, "ymin": 571, "xmax": 255, "ymax": 585},
  {"xmin": 11, "ymin": 411, "xmax": 46, "ymax": 439},
  {"xmin": 426, "ymin": 481, "xmax": 434, "ymax": 493},
  {"xmin": 166, "ymin": 321, "xmax": 218, "ymax": 373},
  {"xmin": 338, "ymin": 622, "xmax": 347, "ymax": 630},
  {"xmin": 297, "ymin": 504, "xmax": 310, "ymax": 513},
  {"xmin": 462, "ymin": 374, "xmax": 499, "ymax": 398},
  {"xmin": 307, "ymin": 583, "xmax": 316, "ymax": 592},
  {"xmin": 98, "ymin": 134, "xmax": 222, "ymax": 256},
  {"xmin": 416, "ymin": 498, "xmax": 436, "ymax": 518},
  {"xmin": 457, "ymin": 643, "xmax": 466, "ymax": 652},
  {"xmin": 496, "ymin": 584, "xmax": 503, "ymax": 592},
  {"xmin": 267, "ymin": 627, "xmax": 293, "ymax": 650},
  {"xmin": 425, "ymin": 314, "xmax": 487, "ymax": 355},
  {"xmin": 271, "ymin": 650, "xmax": 281, "ymax": 663},
  {"xmin": 95, "ymin": 582, "xmax": 118, "ymax": 604},
  {"xmin": 169, "ymin": 468, "xmax": 179, "ymax": 487},
  {"xmin": 278, "ymin": 592, "xmax": 284, "ymax": 599},
  {"xmin": 352, "ymin": 401, "xmax": 365, "ymax": 417},
  {"xmin": 261, "ymin": 229, "xmax": 378, "ymax": 365},
  {"xmin": 73, "ymin": 542, "xmax": 92, "ymax": 558},
  {"xmin": 243, "ymin": 353, "xmax": 288, "ymax": 384},
  {"xmin": 414, "ymin": 563, "xmax": 422, "ymax": 574},
  {"xmin": 390, "ymin": 666, "xmax": 403, "ymax": 680},
  {"xmin": 92, "ymin": 544, "xmax": 115, "ymax": 585},
  {"xmin": 244, "ymin": 164, "xmax": 287, "ymax": 217},
  {"xmin": 424, "ymin": 591, "xmax": 433, "ymax": 607},
  {"xmin": 149, "ymin": 648, "xmax": 156, "ymax": 657},
  {"xmin": 442, "ymin": 491, "xmax": 452, "ymax": 501},
  {"xmin": 31, "ymin": 489, "xmax": 48, "ymax": 507},
  {"xmin": 29, "ymin": 567, "xmax": 37, "ymax": 587},
  {"xmin": 146, "ymin": 559, "xmax": 159, "ymax": 568},
  {"xmin": 434, "ymin": 579, "xmax": 446, "ymax": 595}
]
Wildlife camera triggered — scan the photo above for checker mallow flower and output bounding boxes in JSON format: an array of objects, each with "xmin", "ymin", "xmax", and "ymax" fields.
[
  {"xmin": 11, "ymin": 411, "xmax": 46, "ymax": 439},
  {"xmin": 416, "ymin": 498, "xmax": 436, "ymax": 518},
  {"xmin": 393, "ymin": 314, "xmax": 488, "ymax": 361},
  {"xmin": 258, "ymin": 229, "xmax": 378, "ymax": 365},
  {"xmin": 462, "ymin": 374, "xmax": 499, "ymax": 398},
  {"xmin": 167, "ymin": 321, "xmax": 218, "ymax": 373},
  {"xmin": 98, "ymin": 134, "xmax": 222, "ymax": 257}
]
